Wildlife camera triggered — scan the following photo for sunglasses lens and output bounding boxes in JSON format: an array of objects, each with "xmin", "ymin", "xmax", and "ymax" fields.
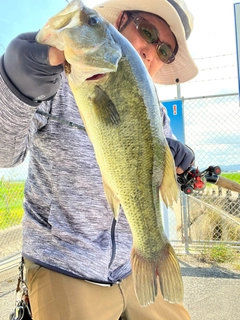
[
  {"xmin": 132, "ymin": 16, "xmax": 176, "ymax": 64},
  {"xmin": 137, "ymin": 19, "xmax": 158, "ymax": 44},
  {"xmin": 156, "ymin": 43, "xmax": 174, "ymax": 64}
]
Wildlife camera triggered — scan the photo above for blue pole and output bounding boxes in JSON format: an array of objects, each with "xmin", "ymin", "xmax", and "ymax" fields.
[{"xmin": 234, "ymin": 2, "xmax": 240, "ymax": 99}]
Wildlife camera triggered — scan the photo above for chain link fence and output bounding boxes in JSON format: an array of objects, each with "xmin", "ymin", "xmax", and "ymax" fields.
[
  {"xmin": 0, "ymin": 161, "xmax": 27, "ymax": 311},
  {"xmin": 180, "ymin": 93, "xmax": 240, "ymax": 251},
  {"xmin": 1, "ymin": 92, "xmax": 240, "ymax": 297},
  {"xmin": 0, "ymin": 159, "xmax": 28, "ymax": 260}
]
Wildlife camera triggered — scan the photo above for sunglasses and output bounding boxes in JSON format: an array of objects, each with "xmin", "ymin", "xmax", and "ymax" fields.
[{"xmin": 128, "ymin": 15, "xmax": 178, "ymax": 64}]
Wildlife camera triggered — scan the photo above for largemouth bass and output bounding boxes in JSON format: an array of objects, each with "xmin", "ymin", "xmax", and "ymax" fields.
[{"xmin": 37, "ymin": 0, "xmax": 182, "ymax": 307}]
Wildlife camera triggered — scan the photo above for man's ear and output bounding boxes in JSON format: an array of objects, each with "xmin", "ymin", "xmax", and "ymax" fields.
[{"xmin": 114, "ymin": 11, "xmax": 128, "ymax": 30}]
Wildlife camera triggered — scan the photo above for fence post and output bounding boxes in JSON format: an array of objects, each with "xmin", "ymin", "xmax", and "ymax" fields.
[
  {"xmin": 181, "ymin": 192, "xmax": 190, "ymax": 254},
  {"xmin": 162, "ymin": 203, "xmax": 170, "ymax": 239}
]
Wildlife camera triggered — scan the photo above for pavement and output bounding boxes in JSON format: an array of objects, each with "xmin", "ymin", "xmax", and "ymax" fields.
[
  {"xmin": 0, "ymin": 254, "xmax": 240, "ymax": 320},
  {"xmin": 179, "ymin": 255, "xmax": 240, "ymax": 320}
]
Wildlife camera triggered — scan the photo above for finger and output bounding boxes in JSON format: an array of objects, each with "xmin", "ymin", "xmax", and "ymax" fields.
[
  {"xmin": 17, "ymin": 31, "xmax": 39, "ymax": 42},
  {"xmin": 49, "ymin": 47, "xmax": 65, "ymax": 66},
  {"xmin": 176, "ymin": 167, "xmax": 184, "ymax": 174},
  {"xmin": 177, "ymin": 151, "xmax": 195, "ymax": 172},
  {"xmin": 14, "ymin": 32, "xmax": 64, "ymax": 70}
]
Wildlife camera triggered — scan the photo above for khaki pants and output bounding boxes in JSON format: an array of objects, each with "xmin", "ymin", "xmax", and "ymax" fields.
[{"xmin": 25, "ymin": 259, "xmax": 190, "ymax": 320}]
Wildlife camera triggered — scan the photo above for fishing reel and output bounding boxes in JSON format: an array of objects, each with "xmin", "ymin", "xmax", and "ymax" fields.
[{"xmin": 177, "ymin": 165, "xmax": 221, "ymax": 194}]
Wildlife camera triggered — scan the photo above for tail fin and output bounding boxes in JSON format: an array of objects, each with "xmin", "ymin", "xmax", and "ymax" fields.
[
  {"xmin": 158, "ymin": 243, "xmax": 184, "ymax": 303},
  {"xmin": 131, "ymin": 242, "xmax": 183, "ymax": 307},
  {"xmin": 132, "ymin": 249, "xmax": 158, "ymax": 307}
]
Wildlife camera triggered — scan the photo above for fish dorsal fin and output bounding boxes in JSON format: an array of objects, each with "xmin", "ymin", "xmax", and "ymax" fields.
[
  {"xmin": 91, "ymin": 86, "xmax": 120, "ymax": 126},
  {"xmin": 160, "ymin": 145, "xmax": 179, "ymax": 207},
  {"xmin": 103, "ymin": 181, "xmax": 120, "ymax": 220}
]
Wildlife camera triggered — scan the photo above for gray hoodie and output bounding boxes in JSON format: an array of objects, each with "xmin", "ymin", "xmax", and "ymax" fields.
[{"xmin": 0, "ymin": 73, "xmax": 173, "ymax": 284}]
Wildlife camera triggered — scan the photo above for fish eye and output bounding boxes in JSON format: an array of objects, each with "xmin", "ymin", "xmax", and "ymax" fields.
[{"xmin": 88, "ymin": 16, "xmax": 100, "ymax": 26}]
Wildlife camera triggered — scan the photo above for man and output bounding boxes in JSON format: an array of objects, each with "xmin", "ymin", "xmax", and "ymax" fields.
[{"xmin": 0, "ymin": 0, "xmax": 197, "ymax": 319}]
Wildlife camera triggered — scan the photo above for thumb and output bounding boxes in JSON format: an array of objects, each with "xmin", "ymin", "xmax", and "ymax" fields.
[{"xmin": 48, "ymin": 47, "xmax": 65, "ymax": 66}]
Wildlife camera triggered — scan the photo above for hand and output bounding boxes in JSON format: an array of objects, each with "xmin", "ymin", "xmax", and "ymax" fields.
[
  {"xmin": 49, "ymin": 47, "xmax": 65, "ymax": 66},
  {"xmin": 0, "ymin": 32, "xmax": 64, "ymax": 104},
  {"xmin": 166, "ymin": 138, "xmax": 195, "ymax": 174}
]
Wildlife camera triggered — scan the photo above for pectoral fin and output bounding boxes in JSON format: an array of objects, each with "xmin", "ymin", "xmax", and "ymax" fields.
[{"xmin": 91, "ymin": 86, "xmax": 120, "ymax": 126}]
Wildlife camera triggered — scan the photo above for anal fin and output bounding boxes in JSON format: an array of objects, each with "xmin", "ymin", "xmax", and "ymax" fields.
[{"xmin": 103, "ymin": 181, "xmax": 120, "ymax": 220}]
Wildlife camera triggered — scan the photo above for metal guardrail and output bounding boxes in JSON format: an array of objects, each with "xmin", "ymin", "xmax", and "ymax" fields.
[{"xmin": 0, "ymin": 253, "xmax": 21, "ymax": 273}]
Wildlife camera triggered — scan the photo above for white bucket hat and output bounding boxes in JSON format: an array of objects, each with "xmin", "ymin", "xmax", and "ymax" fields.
[{"xmin": 94, "ymin": 0, "xmax": 198, "ymax": 85}]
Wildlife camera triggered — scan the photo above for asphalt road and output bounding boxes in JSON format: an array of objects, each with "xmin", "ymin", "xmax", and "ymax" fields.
[
  {"xmin": 0, "ymin": 255, "xmax": 240, "ymax": 320},
  {"xmin": 179, "ymin": 255, "xmax": 240, "ymax": 320}
]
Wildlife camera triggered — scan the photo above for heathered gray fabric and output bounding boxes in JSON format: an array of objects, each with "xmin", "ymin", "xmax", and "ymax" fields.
[{"xmin": 0, "ymin": 73, "xmax": 173, "ymax": 283}]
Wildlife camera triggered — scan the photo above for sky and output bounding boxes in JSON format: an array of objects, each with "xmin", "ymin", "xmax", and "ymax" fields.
[
  {"xmin": 0, "ymin": 0, "xmax": 240, "ymax": 179},
  {"xmin": 0, "ymin": 0, "xmax": 239, "ymax": 99},
  {"xmin": 160, "ymin": 0, "xmax": 239, "ymax": 99},
  {"xmin": 0, "ymin": 0, "xmax": 239, "ymax": 95}
]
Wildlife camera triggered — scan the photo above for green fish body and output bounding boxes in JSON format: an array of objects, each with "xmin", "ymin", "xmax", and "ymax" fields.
[{"xmin": 37, "ymin": 0, "xmax": 183, "ymax": 307}]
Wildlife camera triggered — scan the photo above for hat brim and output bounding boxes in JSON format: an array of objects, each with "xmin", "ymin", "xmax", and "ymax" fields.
[{"xmin": 94, "ymin": 0, "xmax": 198, "ymax": 85}]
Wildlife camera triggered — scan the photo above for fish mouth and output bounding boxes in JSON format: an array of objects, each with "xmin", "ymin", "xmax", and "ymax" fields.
[{"xmin": 86, "ymin": 74, "xmax": 106, "ymax": 81}]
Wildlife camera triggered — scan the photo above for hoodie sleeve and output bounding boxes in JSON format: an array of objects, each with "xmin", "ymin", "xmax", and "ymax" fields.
[
  {"xmin": 0, "ymin": 74, "xmax": 37, "ymax": 168},
  {"xmin": 160, "ymin": 103, "xmax": 176, "ymax": 139}
]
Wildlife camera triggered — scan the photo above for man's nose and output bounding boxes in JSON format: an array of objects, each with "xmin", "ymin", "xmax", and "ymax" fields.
[{"xmin": 140, "ymin": 44, "xmax": 157, "ymax": 61}]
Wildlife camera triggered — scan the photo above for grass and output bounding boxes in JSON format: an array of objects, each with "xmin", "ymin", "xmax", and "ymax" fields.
[
  {"xmin": 232, "ymin": 254, "xmax": 240, "ymax": 271},
  {"xmin": 205, "ymin": 171, "xmax": 240, "ymax": 189},
  {"xmin": 221, "ymin": 172, "xmax": 240, "ymax": 184},
  {"xmin": 0, "ymin": 179, "xmax": 25, "ymax": 230},
  {"xmin": 197, "ymin": 243, "xmax": 240, "ymax": 272},
  {"xmin": 199, "ymin": 243, "xmax": 236, "ymax": 263}
]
